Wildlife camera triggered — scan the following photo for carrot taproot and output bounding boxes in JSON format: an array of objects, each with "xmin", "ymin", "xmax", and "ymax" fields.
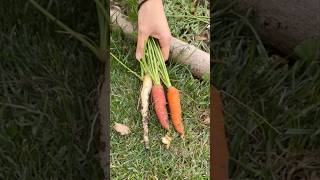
[
  {"xmin": 167, "ymin": 86, "xmax": 184, "ymax": 138},
  {"xmin": 152, "ymin": 84, "xmax": 169, "ymax": 130},
  {"xmin": 142, "ymin": 40, "xmax": 170, "ymax": 131},
  {"xmin": 140, "ymin": 73, "xmax": 152, "ymax": 149}
]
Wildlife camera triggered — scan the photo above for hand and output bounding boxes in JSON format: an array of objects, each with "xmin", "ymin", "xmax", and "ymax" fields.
[{"xmin": 136, "ymin": 0, "xmax": 171, "ymax": 61}]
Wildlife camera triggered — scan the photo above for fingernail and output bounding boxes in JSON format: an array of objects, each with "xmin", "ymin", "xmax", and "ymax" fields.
[{"xmin": 136, "ymin": 53, "xmax": 142, "ymax": 60}]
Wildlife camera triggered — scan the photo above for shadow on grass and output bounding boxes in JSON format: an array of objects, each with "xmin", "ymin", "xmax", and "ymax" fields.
[
  {"xmin": 0, "ymin": 0, "xmax": 103, "ymax": 179},
  {"xmin": 212, "ymin": 1, "xmax": 320, "ymax": 179}
]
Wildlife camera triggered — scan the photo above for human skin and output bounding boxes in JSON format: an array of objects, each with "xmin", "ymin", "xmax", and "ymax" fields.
[{"xmin": 136, "ymin": 0, "xmax": 171, "ymax": 61}]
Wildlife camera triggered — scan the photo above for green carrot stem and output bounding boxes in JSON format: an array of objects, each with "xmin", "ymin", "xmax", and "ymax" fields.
[
  {"xmin": 110, "ymin": 52, "xmax": 142, "ymax": 80},
  {"xmin": 146, "ymin": 39, "xmax": 161, "ymax": 85},
  {"xmin": 150, "ymin": 38, "xmax": 172, "ymax": 88}
]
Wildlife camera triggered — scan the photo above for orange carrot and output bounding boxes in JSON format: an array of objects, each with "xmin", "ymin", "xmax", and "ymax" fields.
[
  {"xmin": 152, "ymin": 84, "xmax": 169, "ymax": 130},
  {"xmin": 167, "ymin": 87, "xmax": 184, "ymax": 138}
]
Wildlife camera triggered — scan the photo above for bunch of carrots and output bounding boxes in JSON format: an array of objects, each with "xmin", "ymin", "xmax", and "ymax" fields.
[
  {"xmin": 139, "ymin": 38, "xmax": 185, "ymax": 149},
  {"xmin": 111, "ymin": 38, "xmax": 184, "ymax": 149}
]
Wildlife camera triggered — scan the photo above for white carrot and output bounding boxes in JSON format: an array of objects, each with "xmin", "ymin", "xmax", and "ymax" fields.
[{"xmin": 140, "ymin": 74, "xmax": 152, "ymax": 149}]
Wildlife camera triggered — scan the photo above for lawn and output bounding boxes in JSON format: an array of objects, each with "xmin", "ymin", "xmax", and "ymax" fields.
[
  {"xmin": 213, "ymin": 1, "xmax": 320, "ymax": 179},
  {"xmin": 0, "ymin": 0, "xmax": 103, "ymax": 179},
  {"xmin": 110, "ymin": 0, "xmax": 210, "ymax": 178},
  {"xmin": 0, "ymin": 0, "xmax": 210, "ymax": 179}
]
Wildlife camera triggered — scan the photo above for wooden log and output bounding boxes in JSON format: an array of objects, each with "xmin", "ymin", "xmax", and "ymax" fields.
[
  {"xmin": 238, "ymin": 0, "xmax": 320, "ymax": 53},
  {"xmin": 110, "ymin": 8, "xmax": 210, "ymax": 79}
]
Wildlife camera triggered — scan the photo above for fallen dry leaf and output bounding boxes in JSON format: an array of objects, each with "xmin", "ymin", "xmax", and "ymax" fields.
[
  {"xmin": 113, "ymin": 123, "xmax": 130, "ymax": 135},
  {"xmin": 195, "ymin": 35, "xmax": 208, "ymax": 41},
  {"xmin": 200, "ymin": 109, "xmax": 210, "ymax": 125},
  {"xmin": 161, "ymin": 134, "xmax": 172, "ymax": 149},
  {"xmin": 204, "ymin": 116, "xmax": 210, "ymax": 124}
]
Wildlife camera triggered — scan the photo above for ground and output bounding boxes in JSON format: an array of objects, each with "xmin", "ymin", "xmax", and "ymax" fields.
[
  {"xmin": 213, "ymin": 1, "xmax": 320, "ymax": 179},
  {"xmin": 0, "ymin": 1, "xmax": 102, "ymax": 179},
  {"xmin": 110, "ymin": 0, "xmax": 210, "ymax": 178},
  {"xmin": 0, "ymin": 0, "xmax": 210, "ymax": 179}
]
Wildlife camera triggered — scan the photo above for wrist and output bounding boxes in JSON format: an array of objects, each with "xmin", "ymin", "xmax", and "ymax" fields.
[
  {"xmin": 138, "ymin": 0, "xmax": 163, "ymax": 11},
  {"xmin": 139, "ymin": 0, "xmax": 161, "ymax": 3}
]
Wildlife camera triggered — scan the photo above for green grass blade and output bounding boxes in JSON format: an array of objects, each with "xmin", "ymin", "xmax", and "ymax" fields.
[
  {"xmin": 29, "ymin": 0, "xmax": 100, "ymax": 59},
  {"xmin": 110, "ymin": 52, "xmax": 142, "ymax": 80}
]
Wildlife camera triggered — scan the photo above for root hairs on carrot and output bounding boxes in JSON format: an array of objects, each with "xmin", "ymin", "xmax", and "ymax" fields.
[{"xmin": 140, "ymin": 74, "xmax": 153, "ymax": 149}]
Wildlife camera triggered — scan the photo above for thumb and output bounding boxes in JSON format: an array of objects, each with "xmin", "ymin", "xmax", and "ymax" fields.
[{"xmin": 136, "ymin": 31, "xmax": 149, "ymax": 60}]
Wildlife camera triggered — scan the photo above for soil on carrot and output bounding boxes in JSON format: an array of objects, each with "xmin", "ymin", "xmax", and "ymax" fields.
[{"xmin": 110, "ymin": 0, "xmax": 210, "ymax": 178}]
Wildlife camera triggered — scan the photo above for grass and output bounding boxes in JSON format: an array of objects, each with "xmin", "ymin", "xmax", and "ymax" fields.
[
  {"xmin": 164, "ymin": 0, "xmax": 210, "ymax": 52},
  {"xmin": 213, "ymin": 1, "xmax": 320, "ymax": 179},
  {"xmin": 0, "ymin": 0, "xmax": 103, "ymax": 179},
  {"xmin": 110, "ymin": 0, "xmax": 210, "ymax": 178},
  {"xmin": 116, "ymin": 0, "xmax": 210, "ymax": 52},
  {"xmin": 110, "ymin": 30, "xmax": 209, "ymax": 178}
]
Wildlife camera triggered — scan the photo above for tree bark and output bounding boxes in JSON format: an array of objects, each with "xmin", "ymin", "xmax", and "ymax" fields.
[{"xmin": 238, "ymin": 0, "xmax": 320, "ymax": 53}]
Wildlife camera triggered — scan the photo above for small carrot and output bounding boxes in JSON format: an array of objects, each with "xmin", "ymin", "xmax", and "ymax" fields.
[
  {"xmin": 151, "ymin": 84, "xmax": 169, "ymax": 130},
  {"xmin": 167, "ymin": 86, "xmax": 184, "ymax": 137}
]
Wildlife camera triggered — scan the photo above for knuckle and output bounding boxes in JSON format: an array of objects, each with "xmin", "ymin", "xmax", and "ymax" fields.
[
  {"xmin": 138, "ymin": 27, "xmax": 148, "ymax": 35},
  {"xmin": 160, "ymin": 32, "xmax": 171, "ymax": 41}
]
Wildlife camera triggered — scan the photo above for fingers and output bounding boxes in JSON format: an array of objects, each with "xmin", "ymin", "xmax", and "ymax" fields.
[
  {"xmin": 136, "ymin": 29, "xmax": 171, "ymax": 61},
  {"xmin": 136, "ymin": 30, "xmax": 149, "ymax": 60},
  {"xmin": 158, "ymin": 33, "xmax": 171, "ymax": 61}
]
